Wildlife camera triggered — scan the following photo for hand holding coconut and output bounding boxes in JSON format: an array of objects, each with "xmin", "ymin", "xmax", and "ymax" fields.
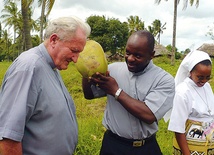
[
  {"xmin": 89, "ymin": 72, "xmax": 119, "ymax": 97},
  {"xmin": 78, "ymin": 40, "xmax": 110, "ymax": 99}
]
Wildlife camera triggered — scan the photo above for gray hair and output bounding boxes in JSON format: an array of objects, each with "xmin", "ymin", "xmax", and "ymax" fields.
[{"xmin": 44, "ymin": 16, "xmax": 91, "ymax": 41}]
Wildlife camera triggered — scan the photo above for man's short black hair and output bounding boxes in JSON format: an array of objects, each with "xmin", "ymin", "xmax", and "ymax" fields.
[{"xmin": 133, "ymin": 30, "xmax": 155, "ymax": 53}]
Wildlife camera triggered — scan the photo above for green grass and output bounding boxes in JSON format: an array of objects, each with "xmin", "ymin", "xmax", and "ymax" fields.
[
  {"xmin": 1, "ymin": 57, "xmax": 214, "ymax": 155},
  {"xmin": 0, "ymin": 61, "xmax": 11, "ymax": 82}
]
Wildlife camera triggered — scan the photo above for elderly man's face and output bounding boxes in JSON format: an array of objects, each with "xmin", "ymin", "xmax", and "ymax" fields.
[{"xmin": 51, "ymin": 29, "xmax": 87, "ymax": 70}]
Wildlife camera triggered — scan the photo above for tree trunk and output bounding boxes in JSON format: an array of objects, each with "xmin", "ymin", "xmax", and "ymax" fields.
[
  {"xmin": 21, "ymin": 0, "xmax": 32, "ymax": 50},
  {"xmin": 171, "ymin": 0, "xmax": 177, "ymax": 66},
  {"xmin": 40, "ymin": 0, "xmax": 46, "ymax": 43}
]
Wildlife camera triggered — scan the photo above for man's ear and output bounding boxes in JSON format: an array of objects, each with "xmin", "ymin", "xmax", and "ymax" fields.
[
  {"xmin": 50, "ymin": 33, "xmax": 59, "ymax": 44},
  {"xmin": 151, "ymin": 50, "xmax": 155, "ymax": 59}
]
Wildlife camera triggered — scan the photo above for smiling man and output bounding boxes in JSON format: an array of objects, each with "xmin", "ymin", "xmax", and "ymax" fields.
[
  {"xmin": 0, "ymin": 16, "xmax": 91, "ymax": 155},
  {"xmin": 82, "ymin": 30, "xmax": 175, "ymax": 155}
]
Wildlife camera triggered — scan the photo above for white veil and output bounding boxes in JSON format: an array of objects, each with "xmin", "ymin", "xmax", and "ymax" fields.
[
  {"xmin": 174, "ymin": 50, "xmax": 211, "ymax": 87},
  {"xmin": 163, "ymin": 50, "xmax": 211, "ymax": 122}
]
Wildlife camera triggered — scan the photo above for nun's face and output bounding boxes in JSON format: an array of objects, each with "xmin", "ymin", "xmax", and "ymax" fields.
[{"xmin": 190, "ymin": 63, "xmax": 212, "ymax": 87}]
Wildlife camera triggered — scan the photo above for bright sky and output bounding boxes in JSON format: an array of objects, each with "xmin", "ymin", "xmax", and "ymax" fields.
[{"xmin": 1, "ymin": 0, "xmax": 214, "ymax": 51}]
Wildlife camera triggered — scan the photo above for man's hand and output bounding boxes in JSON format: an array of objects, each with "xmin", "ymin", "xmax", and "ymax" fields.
[{"xmin": 90, "ymin": 72, "xmax": 119, "ymax": 96}]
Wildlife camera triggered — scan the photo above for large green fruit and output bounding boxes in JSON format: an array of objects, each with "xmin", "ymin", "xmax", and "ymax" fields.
[{"xmin": 75, "ymin": 40, "xmax": 108, "ymax": 78}]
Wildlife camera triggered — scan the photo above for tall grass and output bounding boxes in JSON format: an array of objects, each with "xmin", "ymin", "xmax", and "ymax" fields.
[{"xmin": 0, "ymin": 57, "xmax": 214, "ymax": 155}]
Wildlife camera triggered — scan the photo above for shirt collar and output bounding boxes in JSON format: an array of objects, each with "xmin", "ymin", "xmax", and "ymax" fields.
[
  {"xmin": 38, "ymin": 43, "xmax": 56, "ymax": 69},
  {"xmin": 130, "ymin": 60, "xmax": 153, "ymax": 76}
]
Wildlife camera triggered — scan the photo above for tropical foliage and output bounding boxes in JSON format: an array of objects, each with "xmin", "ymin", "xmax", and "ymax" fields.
[
  {"xmin": 0, "ymin": 0, "xmax": 55, "ymax": 60},
  {"xmin": 148, "ymin": 19, "xmax": 166, "ymax": 44},
  {"xmin": 1, "ymin": 0, "xmax": 205, "ymax": 63},
  {"xmin": 0, "ymin": 8, "xmax": 167, "ymax": 61},
  {"xmin": 86, "ymin": 15, "xmax": 129, "ymax": 55},
  {"xmin": 1, "ymin": 0, "xmax": 55, "ymax": 50},
  {"xmin": 127, "ymin": 15, "xmax": 144, "ymax": 35},
  {"xmin": 38, "ymin": 0, "xmax": 55, "ymax": 43},
  {"xmin": 206, "ymin": 23, "xmax": 214, "ymax": 40},
  {"xmin": 155, "ymin": 0, "xmax": 200, "ymax": 65}
]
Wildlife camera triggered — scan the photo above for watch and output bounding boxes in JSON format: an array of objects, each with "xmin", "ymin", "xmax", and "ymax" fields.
[{"xmin": 115, "ymin": 88, "xmax": 122, "ymax": 100}]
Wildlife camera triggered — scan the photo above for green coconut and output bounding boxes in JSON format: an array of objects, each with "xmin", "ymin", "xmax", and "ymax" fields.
[{"xmin": 75, "ymin": 40, "xmax": 108, "ymax": 78}]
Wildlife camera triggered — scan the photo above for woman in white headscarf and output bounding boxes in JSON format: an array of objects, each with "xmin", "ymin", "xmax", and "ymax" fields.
[{"xmin": 168, "ymin": 50, "xmax": 214, "ymax": 155}]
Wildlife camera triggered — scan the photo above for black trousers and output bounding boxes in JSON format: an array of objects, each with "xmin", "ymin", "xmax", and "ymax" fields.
[{"xmin": 99, "ymin": 130, "xmax": 162, "ymax": 155}]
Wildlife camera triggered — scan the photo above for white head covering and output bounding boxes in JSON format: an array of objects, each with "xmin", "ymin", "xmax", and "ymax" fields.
[
  {"xmin": 163, "ymin": 50, "xmax": 211, "ymax": 122},
  {"xmin": 175, "ymin": 50, "xmax": 211, "ymax": 86}
]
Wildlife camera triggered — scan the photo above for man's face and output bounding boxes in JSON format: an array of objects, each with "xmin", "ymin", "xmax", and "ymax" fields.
[
  {"xmin": 51, "ymin": 29, "xmax": 87, "ymax": 70},
  {"xmin": 125, "ymin": 35, "xmax": 154, "ymax": 73}
]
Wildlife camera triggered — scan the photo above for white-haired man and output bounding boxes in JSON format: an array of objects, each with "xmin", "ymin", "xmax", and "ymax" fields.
[{"xmin": 0, "ymin": 16, "xmax": 91, "ymax": 155}]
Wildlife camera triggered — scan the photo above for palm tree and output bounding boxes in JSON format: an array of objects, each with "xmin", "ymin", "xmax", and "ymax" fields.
[
  {"xmin": 1, "ymin": 29, "xmax": 12, "ymax": 61},
  {"xmin": 127, "ymin": 15, "xmax": 144, "ymax": 36},
  {"xmin": 152, "ymin": 19, "xmax": 166, "ymax": 44},
  {"xmin": 2, "ymin": 1, "xmax": 39, "ymax": 53},
  {"xmin": 155, "ymin": 0, "xmax": 199, "ymax": 65},
  {"xmin": 3, "ymin": 0, "xmax": 34, "ymax": 50},
  {"xmin": 0, "ymin": 22, "xmax": 2, "ymax": 39},
  {"xmin": 38, "ymin": 0, "xmax": 55, "ymax": 43},
  {"xmin": 28, "ymin": 6, "xmax": 40, "ymax": 33},
  {"xmin": 1, "ymin": 2, "xmax": 20, "ymax": 57},
  {"xmin": 155, "ymin": 0, "xmax": 199, "ymax": 9},
  {"xmin": 183, "ymin": 0, "xmax": 199, "ymax": 9},
  {"xmin": 206, "ymin": 23, "xmax": 214, "ymax": 40},
  {"xmin": 1, "ymin": 2, "xmax": 19, "ymax": 44},
  {"xmin": 147, "ymin": 25, "xmax": 155, "ymax": 36},
  {"xmin": 21, "ymin": 0, "xmax": 34, "ymax": 50}
]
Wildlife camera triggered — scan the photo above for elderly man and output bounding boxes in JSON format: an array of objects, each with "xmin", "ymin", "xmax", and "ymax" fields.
[{"xmin": 0, "ymin": 16, "xmax": 91, "ymax": 155}]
